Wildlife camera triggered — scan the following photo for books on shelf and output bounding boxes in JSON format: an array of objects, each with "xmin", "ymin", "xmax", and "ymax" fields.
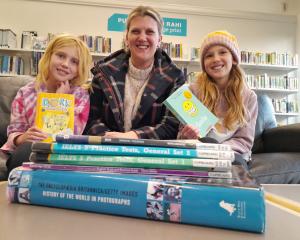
[
  {"xmin": 246, "ymin": 74, "xmax": 298, "ymax": 91},
  {"xmin": 0, "ymin": 29, "xmax": 17, "ymax": 48},
  {"xmin": 272, "ymin": 98, "xmax": 299, "ymax": 114},
  {"xmin": 21, "ymin": 31, "xmax": 38, "ymax": 49},
  {"xmin": 0, "ymin": 55, "xmax": 24, "ymax": 75},
  {"xmin": 35, "ymin": 92, "xmax": 75, "ymax": 142},
  {"xmin": 7, "ymin": 165, "xmax": 265, "ymax": 233},
  {"xmin": 78, "ymin": 35, "xmax": 111, "ymax": 53},
  {"xmin": 164, "ymin": 84, "xmax": 218, "ymax": 138},
  {"xmin": 241, "ymin": 50, "xmax": 298, "ymax": 67},
  {"xmin": 160, "ymin": 42, "xmax": 183, "ymax": 59}
]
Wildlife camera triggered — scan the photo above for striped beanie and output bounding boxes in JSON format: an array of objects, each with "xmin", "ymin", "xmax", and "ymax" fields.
[{"xmin": 200, "ymin": 30, "xmax": 240, "ymax": 70}]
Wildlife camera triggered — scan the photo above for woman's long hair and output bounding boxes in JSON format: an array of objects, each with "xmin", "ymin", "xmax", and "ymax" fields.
[{"xmin": 195, "ymin": 64, "xmax": 247, "ymax": 130}]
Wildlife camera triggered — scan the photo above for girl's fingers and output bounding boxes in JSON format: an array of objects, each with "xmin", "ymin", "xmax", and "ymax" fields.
[{"xmin": 181, "ymin": 125, "xmax": 199, "ymax": 139}]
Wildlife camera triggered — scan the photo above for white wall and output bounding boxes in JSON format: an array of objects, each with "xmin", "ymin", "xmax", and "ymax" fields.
[{"xmin": 1, "ymin": 0, "xmax": 297, "ymax": 55}]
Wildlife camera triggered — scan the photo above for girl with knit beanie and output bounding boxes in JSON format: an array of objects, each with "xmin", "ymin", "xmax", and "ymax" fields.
[{"xmin": 178, "ymin": 30, "xmax": 258, "ymax": 167}]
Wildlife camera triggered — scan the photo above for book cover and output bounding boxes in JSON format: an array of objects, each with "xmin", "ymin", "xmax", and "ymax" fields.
[
  {"xmin": 35, "ymin": 92, "xmax": 75, "ymax": 142},
  {"xmin": 7, "ymin": 166, "xmax": 265, "ymax": 233},
  {"xmin": 29, "ymin": 152, "xmax": 232, "ymax": 172},
  {"xmin": 31, "ymin": 142, "xmax": 235, "ymax": 161},
  {"xmin": 55, "ymin": 134, "xmax": 232, "ymax": 151},
  {"xmin": 163, "ymin": 84, "xmax": 218, "ymax": 137},
  {"xmin": 22, "ymin": 162, "xmax": 232, "ymax": 178}
]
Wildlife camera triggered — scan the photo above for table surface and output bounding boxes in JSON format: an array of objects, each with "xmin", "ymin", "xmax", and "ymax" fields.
[
  {"xmin": 262, "ymin": 184, "xmax": 300, "ymax": 202},
  {"xmin": 0, "ymin": 182, "xmax": 299, "ymax": 240}
]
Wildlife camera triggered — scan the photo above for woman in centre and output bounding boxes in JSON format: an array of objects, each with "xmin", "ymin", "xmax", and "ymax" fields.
[{"xmin": 84, "ymin": 6, "xmax": 185, "ymax": 139}]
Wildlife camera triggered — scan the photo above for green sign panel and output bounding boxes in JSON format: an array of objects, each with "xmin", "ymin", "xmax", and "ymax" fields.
[
  {"xmin": 108, "ymin": 13, "xmax": 187, "ymax": 37},
  {"xmin": 162, "ymin": 17, "xmax": 187, "ymax": 36},
  {"xmin": 108, "ymin": 13, "xmax": 127, "ymax": 32}
]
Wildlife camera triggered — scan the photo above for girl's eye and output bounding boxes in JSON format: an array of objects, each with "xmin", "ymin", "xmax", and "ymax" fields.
[
  {"xmin": 71, "ymin": 59, "xmax": 79, "ymax": 65},
  {"xmin": 205, "ymin": 54, "xmax": 213, "ymax": 58},
  {"xmin": 56, "ymin": 53, "xmax": 65, "ymax": 58}
]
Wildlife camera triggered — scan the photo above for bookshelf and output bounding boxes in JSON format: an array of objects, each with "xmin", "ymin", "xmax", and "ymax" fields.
[
  {"xmin": 0, "ymin": 47, "xmax": 110, "ymax": 76},
  {"xmin": 241, "ymin": 66, "xmax": 298, "ymax": 123}
]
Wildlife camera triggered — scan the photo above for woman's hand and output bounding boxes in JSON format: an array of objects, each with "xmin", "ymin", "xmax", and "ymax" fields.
[
  {"xmin": 104, "ymin": 131, "xmax": 138, "ymax": 139},
  {"xmin": 178, "ymin": 124, "xmax": 200, "ymax": 139},
  {"xmin": 56, "ymin": 80, "xmax": 71, "ymax": 94},
  {"xmin": 14, "ymin": 126, "xmax": 49, "ymax": 146}
]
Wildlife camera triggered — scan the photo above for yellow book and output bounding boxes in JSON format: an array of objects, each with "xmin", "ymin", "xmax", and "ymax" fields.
[{"xmin": 35, "ymin": 92, "xmax": 75, "ymax": 142}]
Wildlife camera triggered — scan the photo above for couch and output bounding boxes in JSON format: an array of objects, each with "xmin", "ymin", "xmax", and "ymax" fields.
[
  {"xmin": 249, "ymin": 94, "xmax": 300, "ymax": 183},
  {"xmin": 1, "ymin": 76, "xmax": 300, "ymax": 183},
  {"xmin": 0, "ymin": 75, "xmax": 34, "ymax": 180}
]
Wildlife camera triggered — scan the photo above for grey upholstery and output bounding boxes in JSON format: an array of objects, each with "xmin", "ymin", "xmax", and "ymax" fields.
[
  {"xmin": 0, "ymin": 76, "xmax": 34, "ymax": 180},
  {"xmin": 249, "ymin": 94, "xmax": 300, "ymax": 184},
  {"xmin": 0, "ymin": 76, "xmax": 34, "ymax": 146}
]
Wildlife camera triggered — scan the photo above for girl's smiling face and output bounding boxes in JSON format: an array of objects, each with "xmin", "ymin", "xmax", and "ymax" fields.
[
  {"xmin": 203, "ymin": 45, "xmax": 236, "ymax": 89},
  {"xmin": 47, "ymin": 46, "xmax": 79, "ymax": 90}
]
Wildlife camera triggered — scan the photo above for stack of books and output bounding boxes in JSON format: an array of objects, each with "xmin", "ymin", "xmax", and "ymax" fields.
[{"xmin": 7, "ymin": 135, "xmax": 265, "ymax": 233}]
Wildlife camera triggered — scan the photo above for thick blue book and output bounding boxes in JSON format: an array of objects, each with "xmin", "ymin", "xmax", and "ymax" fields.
[
  {"xmin": 31, "ymin": 142, "xmax": 235, "ymax": 161},
  {"xmin": 7, "ymin": 166, "xmax": 265, "ymax": 233}
]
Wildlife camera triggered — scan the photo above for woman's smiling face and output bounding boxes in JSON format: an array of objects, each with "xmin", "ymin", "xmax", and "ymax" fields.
[{"xmin": 126, "ymin": 15, "xmax": 162, "ymax": 69}]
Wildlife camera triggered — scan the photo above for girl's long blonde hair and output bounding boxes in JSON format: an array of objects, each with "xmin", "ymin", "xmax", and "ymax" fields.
[
  {"xmin": 36, "ymin": 34, "xmax": 92, "ymax": 90},
  {"xmin": 196, "ymin": 64, "xmax": 247, "ymax": 130}
]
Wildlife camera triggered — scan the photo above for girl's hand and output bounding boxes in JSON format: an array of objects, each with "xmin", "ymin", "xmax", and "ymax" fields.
[
  {"xmin": 56, "ymin": 80, "xmax": 71, "ymax": 94},
  {"xmin": 14, "ymin": 126, "xmax": 49, "ymax": 146},
  {"xmin": 104, "ymin": 131, "xmax": 138, "ymax": 139},
  {"xmin": 179, "ymin": 124, "xmax": 200, "ymax": 139}
]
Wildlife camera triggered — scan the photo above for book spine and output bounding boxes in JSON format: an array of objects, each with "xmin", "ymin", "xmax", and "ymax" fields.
[
  {"xmin": 55, "ymin": 134, "xmax": 232, "ymax": 151},
  {"xmin": 7, "ymin": 167, "xmax": 265, "ymax": 233},
  {"xmin": 22, "ymin": 163, "xmax": 232, "ymax": 178},
  {"xmin": 29, "ymin": 153, "xmax": 232, "ymax": 171},
  {"xmin": 32, "ymin": 143, "xmax": 234, "ymax": 161}
]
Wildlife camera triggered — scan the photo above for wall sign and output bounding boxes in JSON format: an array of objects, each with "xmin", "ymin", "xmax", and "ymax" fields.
[{"xmin": 108, "ymin": 13, "xmax": 187, "ymax": 37}]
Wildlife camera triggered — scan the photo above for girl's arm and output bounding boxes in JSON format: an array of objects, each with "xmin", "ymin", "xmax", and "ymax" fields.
[
  {"xmin": 73, "ymin": 87, "xmax": 90, "ymax": 134},
  {"xmin": 2, "ymin": 89, "xmax": 47, "ymax": 151},
  {"xmin": 223, "ymin": 91, "xmax": 258, "ymax": 154}
]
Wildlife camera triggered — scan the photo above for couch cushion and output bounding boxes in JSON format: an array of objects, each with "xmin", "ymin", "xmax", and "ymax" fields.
[
  {"xmin": 252, "ymin": 94, "xmax": 277, "ymax": 153},
  {"xmin": 0, "ymin": 76, "xmax": 34, "ymax": 146},
  {"xmin": 250, "ymin": 152, "xmax": 300, "ymax": 184}
]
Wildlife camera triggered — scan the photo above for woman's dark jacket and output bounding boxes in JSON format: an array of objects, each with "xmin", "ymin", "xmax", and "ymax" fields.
[{"xmin": 84, "ymin": 48, "xmax": 185, "ymax": 139}]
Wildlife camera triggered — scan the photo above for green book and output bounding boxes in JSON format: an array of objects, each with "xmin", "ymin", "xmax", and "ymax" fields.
[
  {"xmin": 29, "ymin": 152, "xmax": 232, "ymax": 172},
  {"xmin": 164, "ymin": 84, "xmax": 218, "ymax": 137}
]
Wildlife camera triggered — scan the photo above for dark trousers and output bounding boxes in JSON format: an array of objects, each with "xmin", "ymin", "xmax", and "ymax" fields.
[{"xmin": 6, "ymin": 142, "xmax": 32, "ymax": 178}]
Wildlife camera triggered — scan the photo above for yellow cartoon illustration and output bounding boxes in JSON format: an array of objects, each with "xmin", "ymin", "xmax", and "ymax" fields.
[
  {"xmin": 35, "ymin": 92, "xmax": 74, "ymax": 142},
  {"xmin": 42, "ymin": 112, "xmax": 71, "ymax": 134},
  {"xmin": 182, "ymin": 100, "xmax": 198, "ymax": 117}
]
